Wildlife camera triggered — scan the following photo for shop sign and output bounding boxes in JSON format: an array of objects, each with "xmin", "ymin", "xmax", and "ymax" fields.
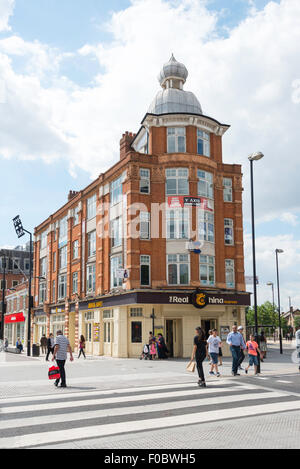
[
  {"xmin": 88, "ymin": 301, "xmax": 103, "ymax": 309},
  {"xmin": 220, "ymin": 326, "xmax": 230, "ymax": 340},
  {"xmin": 167, "ymin": 196, "xmax": 213, "ymax": 211},
  {"xmin": 5, "ymin": 312, "xmax": 25, "ymax": 324},
  {"xmin": 93, "ymin": 323, "xmax": 100, "ymax": 342},
  {"xmin": 191, "ymin": 291, "xmax": 209, "ymax": 309},
  {"xmin": 154, "ymin": 326, "xmax": 164, "ymax": 337}
]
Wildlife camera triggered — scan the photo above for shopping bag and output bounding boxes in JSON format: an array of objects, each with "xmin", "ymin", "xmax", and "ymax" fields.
[
  {"xmin": 48, "ymin": 366, "xmax": 60, "ymax": 380},
  {"xmin": 186, "ymin": 361, "xmax": 196, "ymax": 373}
]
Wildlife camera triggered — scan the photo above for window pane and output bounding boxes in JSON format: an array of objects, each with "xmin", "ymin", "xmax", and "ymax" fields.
[
  {"xmin": 141, "ymin": 264, "xmax": 150, "ymax": 286},
  {"xmin": 168, "ymin": 264, "xmax": 177, "ymax": 285},
  {"xmin": 131, "ymin": 322, "xmax": 142, "ymax": 343},
  {"xmin": 179, "ymin": 264, "xmax": 189, "ymax": 284}
]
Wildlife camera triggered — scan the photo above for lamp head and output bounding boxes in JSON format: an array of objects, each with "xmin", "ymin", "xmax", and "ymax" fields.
[
  {"xmin": 276, "ymin": 249, "xmax": 284, "ymax": 254},
  {"xmin": 266, "ymin": 282, "xmax": 273, "ymax": 286},
  {"xmin": 248, "ymin": 151, "xmax": 264, "ymax": 161}
]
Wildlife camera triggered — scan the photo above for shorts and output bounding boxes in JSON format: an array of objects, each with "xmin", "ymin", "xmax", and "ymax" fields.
[
  {"xmin": 210, "ymin": 352, "xmax": 219, "ymax": 364},
  {"xmin": 248, "ymin": 355, "xmax": 258, "ymax": 366}
]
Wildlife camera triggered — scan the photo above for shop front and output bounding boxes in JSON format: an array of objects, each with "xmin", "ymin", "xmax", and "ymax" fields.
[
  {"xmin": 73, "ymin": 289, "xmax": 250, "ymax": 358},
  {"xmin": 4, "ymin": 312, "xmax": 26, "ymax": 347}
]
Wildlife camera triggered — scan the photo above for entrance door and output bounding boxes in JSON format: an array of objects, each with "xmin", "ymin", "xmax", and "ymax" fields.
[
  {"xmin": 165, "ymin": 320, "xmax": 174, "ymax": 357},
  {"xmin": 201, "ymin": 319, "xmax": 217, "ymax": 339}
]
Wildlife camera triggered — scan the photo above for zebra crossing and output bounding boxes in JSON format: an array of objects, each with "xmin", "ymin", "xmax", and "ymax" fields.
[{"xmin": 0, "ymin": 378, "xmax": 300, "ymax": 449}]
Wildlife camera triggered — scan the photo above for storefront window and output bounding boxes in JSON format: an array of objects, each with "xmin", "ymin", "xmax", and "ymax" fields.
[{"xmin": 131, "ymin": 321, "xmax": 142, "ymax": 343}]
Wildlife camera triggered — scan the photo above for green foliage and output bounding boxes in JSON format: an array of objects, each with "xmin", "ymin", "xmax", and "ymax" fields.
[{"xmin": 246, "ymin": 301, "xmax": 277, "ymax": 327}]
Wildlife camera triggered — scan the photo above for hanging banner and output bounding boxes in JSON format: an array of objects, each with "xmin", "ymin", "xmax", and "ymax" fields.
[{"xmin": 5, "ymin": 312, "xmax": 25, "ymax": 324}]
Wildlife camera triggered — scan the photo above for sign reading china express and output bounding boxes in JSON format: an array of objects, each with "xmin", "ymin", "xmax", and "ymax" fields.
[{"xmin": 167, "ymin": 291, "xmax": 247, "ymax": 309}]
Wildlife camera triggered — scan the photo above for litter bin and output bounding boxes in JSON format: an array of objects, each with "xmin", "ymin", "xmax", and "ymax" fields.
[{"xmin": 32, "ymin": 344, "xmax": 40, "ymax": 357}]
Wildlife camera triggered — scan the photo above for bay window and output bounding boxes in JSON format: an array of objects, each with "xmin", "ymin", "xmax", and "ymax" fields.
[
  {"xmin": 166, "ymin": 168, "xmax": 189, "ymax": 195},
  {"xmin": 197, "ymin": 129, "xmax": 210, "ymax": 157}
]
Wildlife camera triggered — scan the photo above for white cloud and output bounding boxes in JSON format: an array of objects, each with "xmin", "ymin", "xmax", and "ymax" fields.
[
  {"xmin": 0, "ymin": 0, "xmax": 14, "ymax": 31},
  {"xmin": 0, "ymin": 0, "xmax": 300, "ymax": 305}
]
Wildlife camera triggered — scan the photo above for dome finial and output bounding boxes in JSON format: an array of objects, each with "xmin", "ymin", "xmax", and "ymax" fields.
[{"xmin": 158, "ymin": 55, "xmax": 188, "ymax": 89}]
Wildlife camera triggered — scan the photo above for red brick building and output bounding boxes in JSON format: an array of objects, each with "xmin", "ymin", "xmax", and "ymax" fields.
[{"xmin": 33, "ymin": 56, "xmax": 249, "ymax": 357}]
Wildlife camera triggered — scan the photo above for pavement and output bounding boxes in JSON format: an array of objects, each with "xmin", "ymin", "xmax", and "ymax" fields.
[{"xmin": 0, "ymin": 341, "xmax": 299, "ymax": 449}]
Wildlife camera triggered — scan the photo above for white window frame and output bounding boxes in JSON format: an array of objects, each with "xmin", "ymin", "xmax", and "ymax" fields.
[
  {"xmin": 197, "ymin": 170, "xmax": 213, "ymax": 199},
  {"xmin": 59, "ymin": 217, "xmax": 68, "ymax": 242},
  {"xmin": 167, "ymin": 127, "xmax": 186, "ymax": 153},
  {"xmin": 224, "ymin": 218, "xmax": 234, "ymax": 245},
  {"xmin": 166, "ymin": 168, "xmax": 189, "ymax": 196},
  {"xmin": 140, "ymin": 168, "xmax": 150, "ymax": 194},
  {"xmin": 86, "ymin": 264, "xmax": 96, "ymax": 293},
  {"xmin": 140, "ymin": 212, "xmax": 150, "ymax": 240},
  {"xmin": 72, "ymin": 271, "xmax": 78, "ymax": 294},
  {"xmin": 110, "ymin": 255, "xmax": 123, "ymax": 289},
  {"xmin": 140, "ymin": 255, "xmax": 151, "ymax": 286},
  {"xmin": 59, "ymin": 246, "xmax": 67, "ymax": 270},
  {"xmin": 197, "ymin": 129, "xmax": 210, "ymax": 157},
  {"xmin": 198, "ymin": 210, "xmax": 215, "ymax": 243},
  {"xmin": 223, "ymin": 178, "xmax": 233, "ymax": 202},
  {"xmin": 58, "ymin": 274, "xmax": 67, "ymax": 300},
  {"xmin": 225, "ymin": 259, "xmax": 235, "ymax": 288},
  {"xmin": 73, "ymin": 240, "xmax": 79, "ymax": 259},
  {"xmin": 39, "ymin": 281, "xmax": 47, "ymax": 305},
  {"xmin": 110, "ymin": 176, "xmax": 123, "ymax": 206},
  {"xmin": 166, "ymin": 208, "xmax": 189, "ymax": 239},
  {"xmin": 167, "ymin": 254, "xmax": 190, "ymax": 286},
  {"xmin": 200, "ymin": 255, "xmax": 215, "ymax": 286},
  {"xmin": 88, "ymin": 230, "xmax": 96, "ymax": 257},
  {"xmin": 87, "ymin": 194, "xmax": 97, "ymax": 220},
  {"xmin": 111, "ymin": 217, "xmax": 122, "ymax": 248},
  {"xmin": 40, "ymin": 231, "xmax": 47, "ymax": 250}
]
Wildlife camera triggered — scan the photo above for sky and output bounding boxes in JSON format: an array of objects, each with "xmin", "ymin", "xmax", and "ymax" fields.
[{"xmin": 0, "ymin": 0, "xmax": 299, "ymax": 311}]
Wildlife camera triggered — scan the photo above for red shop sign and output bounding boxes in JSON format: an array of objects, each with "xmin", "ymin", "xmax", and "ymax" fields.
[{"xmin": 4, "ymin": 313, "xmax": 25, "ymax": 324}]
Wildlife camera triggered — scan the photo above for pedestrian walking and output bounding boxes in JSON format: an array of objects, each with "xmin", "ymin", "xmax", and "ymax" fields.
[
  {"xmin": 207, "ymin": 329, "xmax": 222, "ymax": 377},
  {"xmin": 40, "ymin": 334, "xmax": 47, "ymax": 354},
  {"xmin": 226, "ymin": 325, "xmax": 245, "ymax": 376},
  {"xmin": 260, "ymin": 330, "xmax": 267, "ymax": 360},
  {"xmin": 78, "ymin": 335, "xmax": 86, "ymax": 359},
  {"xmin": 237, "ymin": 325, "xmax": 246, "ymax": 370},
  {"xmin": 191, "ymin": 327, "xmax": 208, "ymax": 387},
  {"xmin": 4, "ymin": 338, "xmax": 8, "ymax": 351},
  {"xmin": 52, "ymin": 330, "xmax": 73, "ymax": 388},
  {"xmin": 245, "ymin": 334, "xmax": 261, "ymax": 375},
  {"xmin": 16, "ymin": 338, "xmax": 23, "ymax": 353},
  {"xmin": 46, "ymin": 333, "xmax": 54, "ymax": 361}
]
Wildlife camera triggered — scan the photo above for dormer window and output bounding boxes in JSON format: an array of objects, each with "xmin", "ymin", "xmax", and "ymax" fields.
[
  {"xmin": 197, "ymin": 130, "xmax": 210, "ymax": 157},
  {"xmin": 167, "ymin": 127, "xmax": 186, "ymax": 153}
]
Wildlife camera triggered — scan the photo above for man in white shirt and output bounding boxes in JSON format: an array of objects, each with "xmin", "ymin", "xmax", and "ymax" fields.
[
  {"xmin": 207, "ymin": 329, "xmax": 222, "ymax": 377},
  {"xmin": 52, "ymin": 330, "xmax": 73, "ymax": 388}
]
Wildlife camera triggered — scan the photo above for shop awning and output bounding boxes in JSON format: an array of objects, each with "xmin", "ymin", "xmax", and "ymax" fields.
[{"xmin": 4, "ymin": 313, "xmax": 25, "ymax": 324}]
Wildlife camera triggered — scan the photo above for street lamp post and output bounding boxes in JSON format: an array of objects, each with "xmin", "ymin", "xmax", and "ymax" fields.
[
  {"xmin": 13, "ymin": 216, "xmax": 33, "ymax": 357},
  {"xmin": 248, "ymin": 151, "xmax": 264, "ymax": 373},
  {"xmin": 275, "ymin": 249, "xmax": 284, "ymax": 354},
  {"xmin": 0, "ymin": 252, "xmax": 6, "ymax": 341}
]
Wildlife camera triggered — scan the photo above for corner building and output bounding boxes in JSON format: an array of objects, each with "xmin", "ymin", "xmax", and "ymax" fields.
[{"xmin": 33, "ymin": 56, "xmax": 250, "ymax": 357}]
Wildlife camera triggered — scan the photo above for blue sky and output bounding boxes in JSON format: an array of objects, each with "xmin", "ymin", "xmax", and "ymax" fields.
[{"xmin": 0, "ymin": 0, "xmax": 299, "ymax": 310}]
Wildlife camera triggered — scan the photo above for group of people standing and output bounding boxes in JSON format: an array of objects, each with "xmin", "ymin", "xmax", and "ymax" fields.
[
  {"xmin": 191, "ymin": 325, "xmax": 265, "ymax": 387},
  {"xmin": 148, "ymin": 332, "xmax": 169, "ymax": 359},
  {"xmin": 40, "ymin": 333, "xmax": 87, "ymax": 361}
]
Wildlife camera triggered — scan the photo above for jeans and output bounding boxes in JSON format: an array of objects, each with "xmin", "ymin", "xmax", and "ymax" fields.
[
  {"xmin": 230, "ymin": 346, "xmax": 241, "ymax": 374},
  {"xmin": 55, "ymin": 360, "xmax": 66, "ymax": 386},
  {"xmin": 238, "ymin": 350, "xmax": 245, "ymax": 367},
  {"xmin": 46, "ymin": 347, "xmax": 54, "ymax": 361}
]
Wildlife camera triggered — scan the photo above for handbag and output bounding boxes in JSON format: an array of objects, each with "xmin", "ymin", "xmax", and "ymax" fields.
[
  {"xmin": 48, "ymin": 366, "xmax": 60, "ymax": 380},
  {"xmin": 186, "ymin": 360, "xmax": 196, "ymax": 373}
]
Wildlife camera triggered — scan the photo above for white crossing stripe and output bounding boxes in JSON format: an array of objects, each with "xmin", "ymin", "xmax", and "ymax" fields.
[
  {"xmin": 0, "ymin": 380, "xmax": 238, "ymax": 405},
  {"xmin": 1, "ymin": 399, "xmax": 300, "ymax": 449},
  {"xmin": 0, "ymin": 385, "xmax": 247, "ymax": 415},
  {"xmin": 276, "ymin": 380, "xmax": 292, "ymax": 384},
  {"xmin": 1, "ymin": 391, "xmax": 285, "ymax": 430}
]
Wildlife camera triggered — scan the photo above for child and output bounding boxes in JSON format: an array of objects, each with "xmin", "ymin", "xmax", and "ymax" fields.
[
  {"xmin": 207, "ymin": 329, "xmax": 222, "ymax": 377},
  {"xmin": 150, "ymin": 340, "xmax": 157, "ymax": 360},
  {"xmin": 245, "ymin": 334, "xmax": 261, "ymax": 375}
]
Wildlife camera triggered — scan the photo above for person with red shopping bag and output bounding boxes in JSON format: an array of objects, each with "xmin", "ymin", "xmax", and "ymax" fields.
[{"xmin": 52, "ymin": 330, "xmax": 74, "ymax": 388}]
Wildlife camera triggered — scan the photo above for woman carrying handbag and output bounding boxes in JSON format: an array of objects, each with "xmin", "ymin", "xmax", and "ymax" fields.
[
  {"xmin": 190, "ymin": 327, "xmax": 208, "ymax": 388},
  {"xmin": 78, "ymin": 335, "xmax": 86, "ymax": 359}
]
